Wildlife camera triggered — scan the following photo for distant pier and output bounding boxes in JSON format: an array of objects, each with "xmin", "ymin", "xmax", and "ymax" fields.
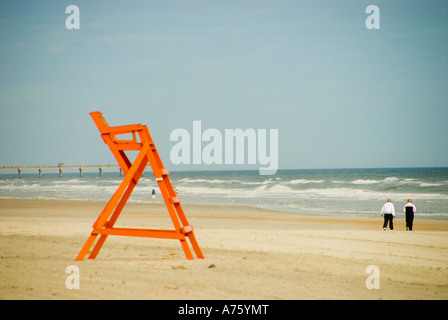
[{"xmin": 0, "ymin": 164, "xmax": 145, "ymax": 178}]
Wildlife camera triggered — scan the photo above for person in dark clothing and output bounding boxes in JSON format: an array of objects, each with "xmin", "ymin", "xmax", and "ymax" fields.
[{"xmin": 403, "ymin": 199, "xmax": 416, "ymax": 231}]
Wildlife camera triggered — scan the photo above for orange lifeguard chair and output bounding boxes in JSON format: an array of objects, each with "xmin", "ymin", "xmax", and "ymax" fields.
[{"xmin": 75, "ymin": 111, "xmax": 204, "ymax": 261}]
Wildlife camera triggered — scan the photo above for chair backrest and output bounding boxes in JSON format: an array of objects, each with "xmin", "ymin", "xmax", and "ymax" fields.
[
  {"xmin": 90, "ymin": 111, "xmax": 144, "ymax": 147},
  {"xmin": 90, "ymin": 111, "xmax": 110, "ymax": 131}
]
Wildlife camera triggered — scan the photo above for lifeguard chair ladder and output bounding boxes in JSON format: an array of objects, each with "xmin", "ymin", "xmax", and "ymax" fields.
[{"xmin": 75, "ymin": 111, "xmax": 204, "ymax": 261}]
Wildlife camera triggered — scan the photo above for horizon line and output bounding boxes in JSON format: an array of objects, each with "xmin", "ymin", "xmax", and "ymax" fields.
[{"xmin": 1, "ymin": 165, "xmax": 447, "ymax": 173}]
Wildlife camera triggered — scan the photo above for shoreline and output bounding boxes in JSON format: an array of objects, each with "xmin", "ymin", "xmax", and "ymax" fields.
[
  {"xmin": 1, "ymin": 198, "xmax": 448, "ymax": 299},
  {"xmin": 1, "ymin": 196, "xmax": 447, "ymax": 221},
  {"xmin": 4, "ymin": 198, "xmax": 448, "ymax": 231}
]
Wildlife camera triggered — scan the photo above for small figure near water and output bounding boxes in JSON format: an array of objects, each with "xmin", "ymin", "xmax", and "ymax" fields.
[
  {"xmin": 403, "ymin": 199, "xmax": 416, "ymax": 231},
  {"xmin": 152, "ymin": 188, "xmax": 156, "ymax": 201},
  {"xmin": 381, "ymin": 198, "xmax": 395, "ymax": 230}
]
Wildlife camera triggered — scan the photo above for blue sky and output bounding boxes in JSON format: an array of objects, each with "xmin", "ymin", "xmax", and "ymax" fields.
[{"xmin": 0, "ymin": 0, "xmax": 447, "ymax": 171}]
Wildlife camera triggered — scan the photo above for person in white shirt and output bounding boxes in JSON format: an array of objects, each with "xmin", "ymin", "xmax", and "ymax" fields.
[
  {"xmin": 381, "ymin": 198, "xmax": 395, "ymax": 230},
  {"xmin": 403, "ymin": 199, "xmax": 416, "ymax": 231}
]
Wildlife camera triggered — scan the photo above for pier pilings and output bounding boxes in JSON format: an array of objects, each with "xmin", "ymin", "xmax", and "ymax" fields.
[{"xmin": 0, "ymin": 164, "xmax": 135, "ymax": 178}]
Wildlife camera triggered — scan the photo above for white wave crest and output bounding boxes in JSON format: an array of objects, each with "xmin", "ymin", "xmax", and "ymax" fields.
[
  {"xmin": 351, "ymin": 179, "xmax": 381, "ymax": 185},
  {"xmin": 287, "ymin": 179, "xmax": 324, "ymax": 184}
]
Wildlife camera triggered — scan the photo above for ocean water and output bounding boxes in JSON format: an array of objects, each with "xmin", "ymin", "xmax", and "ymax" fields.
[{"xmin": 1, "ymin": 167, "xmax": 447, "ymax": 219}]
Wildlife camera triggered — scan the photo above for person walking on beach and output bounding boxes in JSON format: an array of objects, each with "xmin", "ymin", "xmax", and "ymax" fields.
[
  {"xmin": 381, "ymin": 198, "xmax": 395, "ymax": 230},
  {"xmin": 152, "ymin": 188, "xmax": 156, "ymax": 201},
  {"xmin": 403, "ymin": 199, "xmax": 416, "ymax": 231}
]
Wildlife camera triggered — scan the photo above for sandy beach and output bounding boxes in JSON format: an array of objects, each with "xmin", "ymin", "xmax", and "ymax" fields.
[{"xmin": 1, "ymin": 198, "xmax": 447, "ymax": 300}]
